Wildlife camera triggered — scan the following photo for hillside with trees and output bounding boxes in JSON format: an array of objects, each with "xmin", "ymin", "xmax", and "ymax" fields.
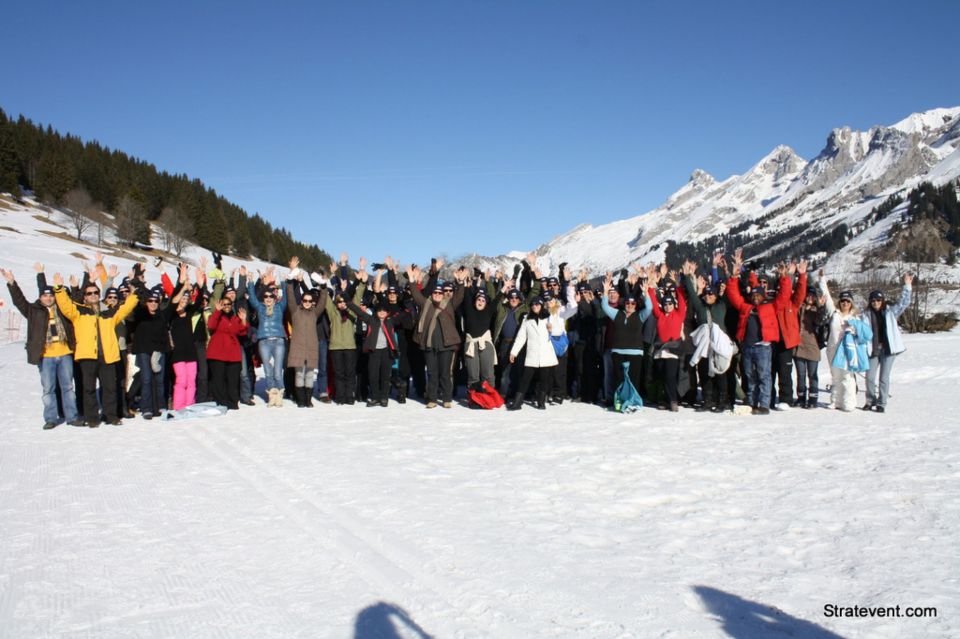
[{"xmin": 0, "ymin": 107, "xmax": 332, "ymax": 270}]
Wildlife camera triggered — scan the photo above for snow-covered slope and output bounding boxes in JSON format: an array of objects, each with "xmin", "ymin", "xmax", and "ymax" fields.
[
  {"xmin": 1, "ymin": 329, "xmax": 957, "ymax": 637},
  {"xmin": 489, "ymin": 107, "xmax": 960, "ymax": 278},
  {"xmin": 0, "ymin": 194, "xmax": 281, "ymax": 336}
]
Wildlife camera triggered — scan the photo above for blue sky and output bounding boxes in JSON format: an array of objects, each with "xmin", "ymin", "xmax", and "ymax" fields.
[{"xmin": 3, "ymin": 0, "xmax": 958, "ymax": 263}]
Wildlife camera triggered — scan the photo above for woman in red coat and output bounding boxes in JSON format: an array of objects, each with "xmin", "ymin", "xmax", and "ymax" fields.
[
  {"xmin": 206, "ymin": 298, "xmax": 248, "ymax": 410},
  {"xmin": 646, "ymin": 264, "xmax": 687, "ymax": 411}
]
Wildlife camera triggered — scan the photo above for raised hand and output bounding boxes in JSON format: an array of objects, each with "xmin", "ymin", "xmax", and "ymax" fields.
[
  {"xmin": 237, "ymin": 307, "xmax": 247, "ymax": 323},
  {"xmin": 339, "ymin": 252, "xmax": 349, "ymax": 266},
  {"xmin": 797, "ymin": 259, "xmax": 808, "ymax": 275},
  {"xmin": 357, "ymin": 269, "xmax": 369, "ymax": 283},
  {"xmin": 904, "ymin": 273, "xmax": 914, "ymax": 286},
  {"xmin": 289, "ymin": 255, "xmax": 299, "ymax": 270},
  {"xmin": 68, "ymin": 274, "xmax": 78, "ymax": 288},
  {"xmin": 178, "ymin": 262, "xmax": 189, "ymax": 283},
  {"xmin": 195, "ymin": 267, "xmax": 205, "ymax": 283},
  {"xmin": 199, "ymin": 255, "xmax": 209, "ymax": 269},
  {"xmin": 107, "ymin": 264, "xmax": 119, "ymax": 278},
  {"xmin": 358, "ymin": 256, "xmax": 367, "ymax": 272},
  {"xmin": 95, "ymin": 251, "xmax": 104, "ymax": 265},
  {"xmin": 384, "ymin": 256, "xmax": 395, "ymax": 271},
  {"xmin": 787, "ymin": 260, "xmax": 797, "ymax": 276},
  {"xmin": 1, "ymin": 268, "xmax": 14, "ymax": 284},
  {"xmin": 214, "ymin": 299, "xmax": 224, "ymax": 312},
  {"xmin": 53, "ymin": 272, "xmax": 64, "ymax": 287},
  {"xmin": 239, "ymin": 265, "xmax": 247, "ymax": 277},
  {"xmin": 340, "ymin": 277, "xmax": 348, "ymax": 291},
  {"xmin": 434, "ymin": 257, "xmax": 444, "ymax": 272},
  {"xmin": 33, "ymin": 262, "xmax": 44, "ymax": 273}
]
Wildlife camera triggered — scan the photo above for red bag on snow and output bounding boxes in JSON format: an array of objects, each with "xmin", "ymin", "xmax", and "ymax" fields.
[{"xmin": 468, "ymin": 381, "xmax": 505, "ymax": 409}]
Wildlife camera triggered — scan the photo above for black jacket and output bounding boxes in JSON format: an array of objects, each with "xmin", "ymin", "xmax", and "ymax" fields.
[{"xmin": 7, "ymin": 280, "xmax": 76, "ymax": 365}]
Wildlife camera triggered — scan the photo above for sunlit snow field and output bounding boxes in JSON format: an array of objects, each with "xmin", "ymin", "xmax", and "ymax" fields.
[{"xmin": 1, "ymin": 330, "xmax": 958, "ymax": 638}]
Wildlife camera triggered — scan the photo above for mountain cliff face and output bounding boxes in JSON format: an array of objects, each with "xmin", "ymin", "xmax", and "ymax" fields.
[{"xmin": 479, "ymin": 107, "xmax": 960, "ymax": 276}]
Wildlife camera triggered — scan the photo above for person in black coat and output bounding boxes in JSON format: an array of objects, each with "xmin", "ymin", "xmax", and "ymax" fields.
[
  {"xmin": 345, "ymin": 298, "xmax": 400, "ymax": 407},
  {"xmin": 3, "ymin": 266, "xmax": 82, "ymax": 429}
]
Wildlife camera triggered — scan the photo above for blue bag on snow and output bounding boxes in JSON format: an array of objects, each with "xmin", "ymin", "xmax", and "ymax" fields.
[{"xmin": 614, "ymin": 362, "xmax": 643, "ymax": 413}]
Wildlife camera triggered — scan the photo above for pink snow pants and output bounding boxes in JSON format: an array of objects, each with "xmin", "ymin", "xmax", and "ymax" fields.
[{"xmin": 172, "ymin": 361, "xmax": 197, "ymax": 410}]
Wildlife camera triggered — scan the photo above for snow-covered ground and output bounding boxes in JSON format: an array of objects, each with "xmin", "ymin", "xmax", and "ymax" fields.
[{"xmin": 1, "ymin": 329, "xmax": 958, "ymax": 638}]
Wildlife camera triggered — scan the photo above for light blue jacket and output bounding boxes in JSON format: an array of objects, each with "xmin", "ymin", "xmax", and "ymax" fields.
[
  {"xmin": 830, "ymin": 317, "xmax": 873, "ymax": 372},
  {"xmin": 247, "ymin": 281, "xmax": 288, "ymax": 340},
  {"xmin": 863, "ymin": 285, "xmax": 911, "ymax": 356}
]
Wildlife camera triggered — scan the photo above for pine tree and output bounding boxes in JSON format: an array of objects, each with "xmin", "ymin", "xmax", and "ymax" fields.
[{"xmin": 34, "ymin": 151, "xmax": 76, "ymax": 204}]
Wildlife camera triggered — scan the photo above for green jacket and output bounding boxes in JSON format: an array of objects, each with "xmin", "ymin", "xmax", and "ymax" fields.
[
  {"xmin": 683, "ymin": 274, "xmax": 729, "ymax": 331},
  {"xmin": 324, "ymin": 282, "xmax": 364, "ymax": 350}
]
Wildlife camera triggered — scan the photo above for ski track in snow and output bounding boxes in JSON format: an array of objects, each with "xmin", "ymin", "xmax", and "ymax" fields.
[{"xmin": 1, "ymin": 333, "xmax": 959, "ymax": 638}]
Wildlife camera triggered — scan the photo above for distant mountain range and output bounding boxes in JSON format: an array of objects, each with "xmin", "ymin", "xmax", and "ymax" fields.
[{"xmin": 473, "ymin": 106, "xmax": 960, "ymax": 276}]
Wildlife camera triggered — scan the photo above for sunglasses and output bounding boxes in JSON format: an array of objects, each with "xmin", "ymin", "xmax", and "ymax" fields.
[
  {"xmin": 105, "ymin": 295, "xmax": 118, "ymax": 300},
  {"xmin": 263, "ymin": 295, "xmax": 275, "ymax": 300},
  {"xmin": 84, "ymin": 290, "xmax": 100, "ymax": 296},
  {"xmin": 146, "ymin": 299, "xmax": 160, "ymax": 304},
  {"xmin": 624, "ymin": 301, "xmax": 637, "ymax": 305},
  {"xmin": 302, "ymin": 298, "xmax": 314, "ymax": 304}
]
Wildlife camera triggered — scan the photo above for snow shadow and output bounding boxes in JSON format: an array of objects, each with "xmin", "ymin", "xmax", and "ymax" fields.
[
  {"xmin": 353, "ymin": 601, "xmax": 434, "ymax": 639},
  {"xmin": 693, "ymin": 586, "xmax": 846, "ymax": 639}
]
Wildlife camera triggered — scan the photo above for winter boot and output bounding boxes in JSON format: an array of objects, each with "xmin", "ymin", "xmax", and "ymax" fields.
[
  {"xmin": 295, "ymin": 387, "xmax": 308, "ymax": 407},
  {"xmin": 396, "ymin": 389, "xmax": 407, "ymax": 404},
  {"xmin": 507, "ymin": 393, "xmax": 525, "ymax": 411},
  {"xmin": 535, "ymin": 393, "xmax": 546, "ymax": 410}
]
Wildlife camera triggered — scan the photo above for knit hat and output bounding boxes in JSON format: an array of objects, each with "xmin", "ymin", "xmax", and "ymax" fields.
[
  {"xmin": 662, "ymin": 295, "xmax": 677, "ymax": 306},
  {"xmin": 868, "ymin": 290, "xmax": 885, "ymax": 302},
  {"xmin": 507, "ymin": 290, "xmax": 521, "ymax": 300},
  {"xmin": 386, "ymin": 285, "xmax": 399, "ymax": 295},
  {"xmin": 623, "ymin": 295, "xmax": 638, "ymax": 305},
  {"xmin": 547, "ymin": 277, "xmax": 559, "ymax": 286},
  {"xmin": 104, "ymin": 287, "xmax": 119, "ymax": 297},
  {"xmin": 839, "ymin": 290, "xmax": 854, "ymax": 303},
  {"xmin": 750, "ymin": 286, "xmax": 766, "ymax": 299},
  {"xmin": 40, "ymin": 285, "xmax": 55, "ymax": 296},
  {"xmin": 702, "ymin": 285, "xmax": 718, "ymax": 296},
  {"xmin": 530, "ymin": 296, "xmax": 544, "ymax": 306}
]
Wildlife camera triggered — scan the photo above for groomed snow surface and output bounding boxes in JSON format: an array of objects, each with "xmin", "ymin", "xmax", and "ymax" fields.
[{"xmin": 1, "ymin": 332, "xmax": 958, "ymax": 639}]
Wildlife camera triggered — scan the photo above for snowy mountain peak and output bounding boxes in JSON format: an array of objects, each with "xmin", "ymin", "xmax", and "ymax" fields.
[
  {"xmin": 890, "ymin": 106, "xmax": 960, "ymax": 136},
  {"xmin": 688, "ymin": 169, "xmax": 716, "ymax": 187},
  {"xmin": 753, "ymin": 145, "xmax": 806, "ymax": 181},
  {"xmin": 475, "ymin": 105, "xmax": 960, "ymax": 277}
]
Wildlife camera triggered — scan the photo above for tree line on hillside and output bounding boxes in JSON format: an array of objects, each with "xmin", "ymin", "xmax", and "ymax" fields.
[{"xmin": 0, "ymin": 107, "xmax": 332, "ymax": 269}]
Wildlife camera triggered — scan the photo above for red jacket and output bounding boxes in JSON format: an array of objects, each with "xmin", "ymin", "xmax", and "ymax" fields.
[
  {"xmin": 206, "ymin": 310, "xmax": 247, "ymax": 362},
  {"xmin": 775, "ymin": 273, "xmax": 807, "ymax": 349},
  {"xmin": 648, "ymin": 287, "xmax": 686, "ymax": 342},
  {"xmin": 726, "ymin": 276, "xmax": 791, "ymax": 344}
]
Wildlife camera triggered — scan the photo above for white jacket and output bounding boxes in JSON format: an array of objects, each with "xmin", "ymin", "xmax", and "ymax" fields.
[
  {"xmin": 689, "ymin": 323, "xmax": 735, "ymax": 375},
  {"xmin": 510, "ymin": 315, "xmax": 559, "ymax": 368}
]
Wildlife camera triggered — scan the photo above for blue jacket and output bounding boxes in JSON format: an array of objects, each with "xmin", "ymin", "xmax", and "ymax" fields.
[
  {"xmin": 863, "ymin": 285, "xmax": 911, "ymax": 356},
  {"xmin": 830, "ymin": 317, "xmax": 872, "ymax": 372},
  {"xmin": 247, "ymin": 281, "xmax": 288, "ymax": 340}
]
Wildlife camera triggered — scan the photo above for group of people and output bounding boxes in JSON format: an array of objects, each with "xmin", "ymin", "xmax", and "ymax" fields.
[{"xmin": 3, "ymin": 247, "xmax": 913, "ymax": 429}]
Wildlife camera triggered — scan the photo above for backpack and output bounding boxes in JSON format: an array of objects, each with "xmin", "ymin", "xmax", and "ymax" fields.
[{"xmin": 468, "ymin": 381, "xmax": 505, "ymax": 409}]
